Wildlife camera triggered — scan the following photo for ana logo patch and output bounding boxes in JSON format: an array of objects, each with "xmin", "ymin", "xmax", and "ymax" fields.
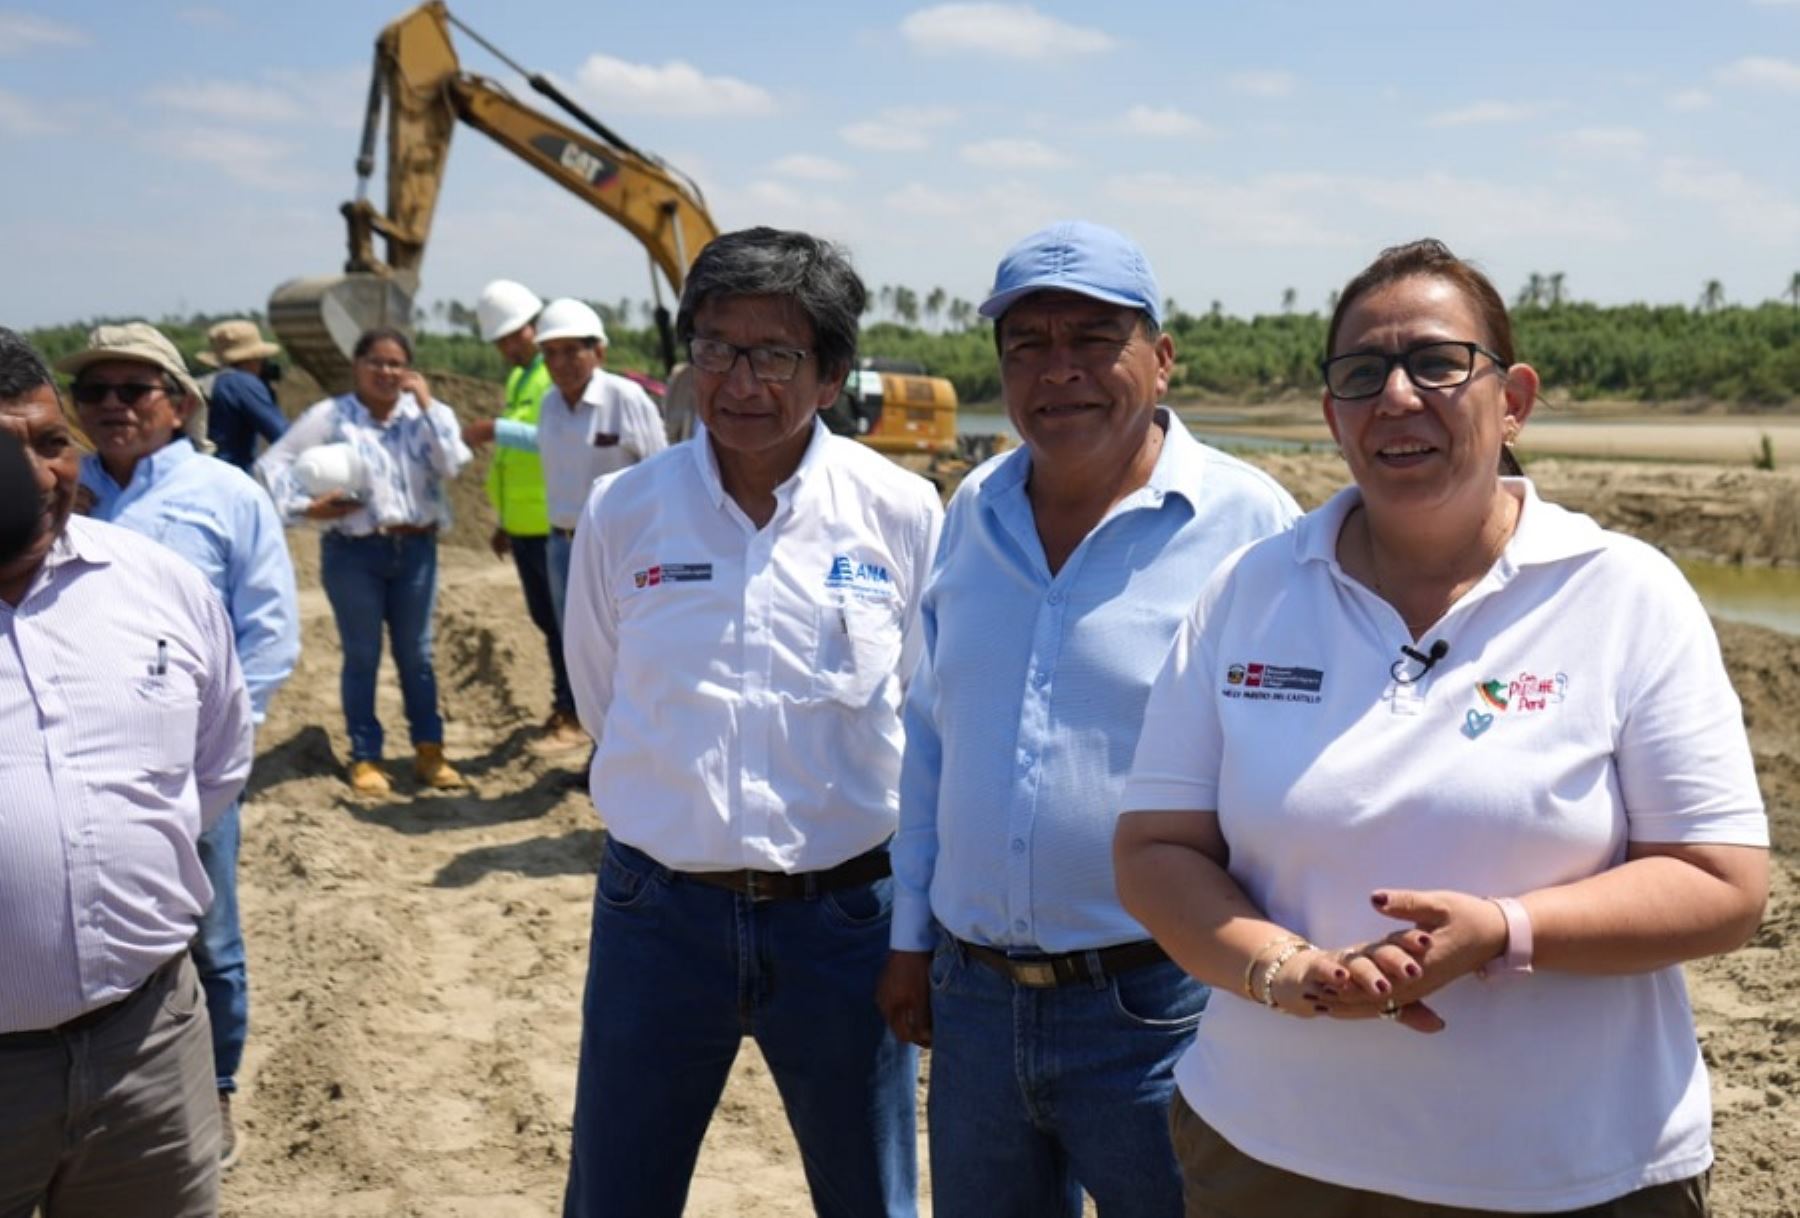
[
  {"xmin": 824, "ymin": 554, "xmax": 894, "ymax": 601},
  {"xmin": 1477, "ymin": 681, "xmax": 1509, "ymax": 710},
  {"xmin": 1462, "ymin": 671, "xmax": 1568, "ymax": 740}
]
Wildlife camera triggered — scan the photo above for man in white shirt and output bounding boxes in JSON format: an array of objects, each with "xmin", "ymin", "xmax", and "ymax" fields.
[
  {"xmin": 560, "ymin": 227, "xmax": 943, "ymax": 1218},
  {"xmin": 0, "ymin": 327, "xmax": 254, "ymax": 1217}
]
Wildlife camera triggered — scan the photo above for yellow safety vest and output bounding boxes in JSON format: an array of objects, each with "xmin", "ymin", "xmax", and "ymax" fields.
[{"xmin": 485, "ymin": 356, "xmax": 551, "ymax": 536}]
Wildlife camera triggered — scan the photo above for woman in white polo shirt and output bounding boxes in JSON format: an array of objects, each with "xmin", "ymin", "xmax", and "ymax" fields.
[{"xmin": 1115, "ymin": 239, "xmax": 1768, "ymax": 1216}]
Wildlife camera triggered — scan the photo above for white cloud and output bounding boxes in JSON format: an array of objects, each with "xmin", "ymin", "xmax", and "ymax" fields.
[
  {"xmin": 0, "ymin": 86, "xmax": 58, "ymax": 136},
  {"xmin": 147, "ymin": 81, "xmax": 306, "ymax": 124},
  {"xmin": 1105, "ymin": 169, "xmax": 1634, "ymax": 248},
  {"xmin": 1425, "ymin": 100, "xmax": 1549, "ymax": 127},
  {"xmin": 840, "ymin": 105, "xmax": 958, "ymax": 152},
  {"xmin": 767, "ymin": 153, "xmax": 852, "ymax": 182},
  {"xmin": 0, "ymin": 11, "xmax": 86, "ymax": 55},
  {"xmin": 175, "ymin": 7, "xmax": 234, "ymax": 28},
  {"xmin": 1547, "ymin": 126, "xmax": 1648, "ymax": 158},
  {"xmin": 958, "ymin": 138, "xmax": 1072, "ymax": 170},
  {"xmin": 1226, "ymin": 70, "xmax": 1296, "ymax": 99},
  {"xmin": 573, "ymin": 54, "xmax": 775, "ymax": 117},
  {"xmin": 900, "ymin": 4, "xmax": 1115, "ymax": 60},
  {"xmin": 263, "ymin": 67, "xmax": 370, "ymax": 131},
  {"xmin": 1717, "ymin": 55, "xmax": 1800, "ymax": 92},
  {"xmin": 1658, "ymin": 157, "xmax": 1800, "ymax": 242},
  {"xmin": 149, "ymin": 126, "xmax": 325, "ymax": 193},
  {"xmin": 888, "ymin": 182, "xmax": 968, "ymax": 217},
  {"xmin": 1667, "ymin": 88, "xmax": 1715, "ymax": 111},
  {"xmin": 1120, "ymin": 105, "xmax": 1213, "ymax": 138}
]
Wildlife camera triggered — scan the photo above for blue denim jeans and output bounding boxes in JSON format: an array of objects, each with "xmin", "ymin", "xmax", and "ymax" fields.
[
  {"xmin": 925, "ymin": 937, "xmax": 1206, "ymax": 1218},
  {"xmin": 510, "ymin": 533, "xmax": 574, "ymax": 715},
  {"xmin": 563, "ymin": 838, "xmax": 918, "ymax": 1218},
  {"xmin": 320, "ymin": 532, "xmax": 442, "ymax": 760},
  {"xmin": 546, "ymin": 529, "xmax": 573, "ymax": 629},
  {"xmin": 191, "ymin": 802, "xmax": 246, "ymax": 1093}
]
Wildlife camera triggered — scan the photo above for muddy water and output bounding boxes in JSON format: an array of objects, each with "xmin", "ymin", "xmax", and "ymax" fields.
[{"xmin": 1679, "ymin": 560, "xmax": 1800, "ymax": 636}]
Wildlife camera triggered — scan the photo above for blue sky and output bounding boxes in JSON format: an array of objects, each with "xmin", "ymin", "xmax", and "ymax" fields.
[{"xmin": 4, "ymin": 1, "xmax": 1798, "ymax": 330}]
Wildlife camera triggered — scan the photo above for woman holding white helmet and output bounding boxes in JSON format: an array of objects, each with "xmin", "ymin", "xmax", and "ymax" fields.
[{"xmin": 258, "ymin": 327, "xmax": 473, "ymax": 796}]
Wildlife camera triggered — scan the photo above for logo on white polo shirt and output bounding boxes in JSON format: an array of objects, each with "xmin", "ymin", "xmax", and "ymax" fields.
[
  {"xmin": 824, "ymin": 554, "xmax": 894, "ymax": 602},
  {"xmin": 1223, "ymin": 661, "xmax": 1324, "ymax": 704},
  {"xmin": 1463, "ymin": 671, "xmax": 1568, "ymax": 739},
  {"xmin": 633, "ymin": 562, "xmax": 713, "ymax": 589}
]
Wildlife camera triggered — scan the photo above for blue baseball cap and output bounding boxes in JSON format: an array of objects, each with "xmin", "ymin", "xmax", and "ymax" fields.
[{"xmin": 978, "ymin": 220, "xmax": 1163, "ymax": 328}]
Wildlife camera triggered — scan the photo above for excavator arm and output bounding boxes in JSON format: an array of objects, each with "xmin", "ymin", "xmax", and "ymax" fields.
[{"xmin": 270, "ymin": 2, "xmax": 717, "ymax": 393}]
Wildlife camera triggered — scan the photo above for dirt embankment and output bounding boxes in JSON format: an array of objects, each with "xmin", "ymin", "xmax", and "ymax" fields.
[{"xmin": 223, "ymin": 383, "xmax": 1800, "ymax": 1217}]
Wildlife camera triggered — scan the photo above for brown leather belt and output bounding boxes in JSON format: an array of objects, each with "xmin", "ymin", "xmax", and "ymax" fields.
[
  {"xmin": 681, "ymin": 846, "xmax": 891, "ymax": 903},
  {"xmin": 959, "ymin": 938, "xmax": 1169, "ymax": 989},
  {"xmin": 377, "ymin": 523, "xmax": 438, "ymax": 537},
  {"xmin": 0, "ymin": 952, "xmax": 185, "ymax": 1045}
]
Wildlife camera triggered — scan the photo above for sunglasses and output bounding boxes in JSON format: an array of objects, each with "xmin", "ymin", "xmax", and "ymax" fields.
[{"xmin": 71, "ymin": 381, "xmax": 168, "ymax": 407}]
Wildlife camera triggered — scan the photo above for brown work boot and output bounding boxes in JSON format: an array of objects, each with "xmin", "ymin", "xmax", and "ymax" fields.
[
  {"xmin": 348, "ymin": 759, "xmax": 391, "ymax": 797},
  {"xmin": 413, "ymin": 743, "xmax": 467, "ymax": 790},
  {"xmin": 527, "ymin": 708, "xmax": 589, "ymax": 755},
  {"xmin": 218, "ymin": 1090, "xmax": 243, "ymax": 1172}
]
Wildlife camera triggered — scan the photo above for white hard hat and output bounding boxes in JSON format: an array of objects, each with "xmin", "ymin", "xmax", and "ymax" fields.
[
  {"xmin": 477, "ymin": 279, "xmax": 544, "ymax": 342},
  {"xmin": 293, "ymin": 442, "xmax": 369, "ymax": 499},
  {"xmin": 535, "ymin": 298, "xmax": 608, "ymax": 346}
]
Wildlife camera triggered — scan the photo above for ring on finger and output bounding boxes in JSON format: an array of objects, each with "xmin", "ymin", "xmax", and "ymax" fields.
[{"xmin": 1379, "ymin": 998, "xmax": 1401, "ymax": 1021}]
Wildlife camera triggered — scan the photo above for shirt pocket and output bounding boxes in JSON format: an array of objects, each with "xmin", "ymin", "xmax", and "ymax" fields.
[
  {"xmin": 811, "ymin": 598, "xmax": 903, "ymax": 708},
  {"xmin": 133, "ymin": 674, "xmax": 201, "ymax": 776}
]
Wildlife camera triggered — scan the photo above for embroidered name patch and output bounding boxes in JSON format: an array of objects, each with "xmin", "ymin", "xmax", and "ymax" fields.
[
  {"xmin": 1223, "ymin": 661, "xmax": 1324, "ymax": 704},
  {"xmin": 1462, "ymin": 671, "xmax": 1568, "ymax": 739},
  {"xmin": 633, "ymin": 562, "xmax": 713, "ymax": 588}
]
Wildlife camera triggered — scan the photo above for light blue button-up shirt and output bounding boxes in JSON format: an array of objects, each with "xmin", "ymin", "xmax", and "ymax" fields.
[
  {"xmin": 82, "ymin": 439, "xmax": 299, "ymax": 721},
  {"xmin": 891, "ymin": 410, "xmax": 1300, "ymax": 952}
]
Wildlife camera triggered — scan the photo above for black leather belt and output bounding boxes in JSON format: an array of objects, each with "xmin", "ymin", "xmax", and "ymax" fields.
[
  {"xmin": 550, "ymin": 526, "xmax": 576, "ymax": 539},
  {"xmin": 0, "ymin": 952, "xmax": 185, "ymax": 1046},
  {"xmin": 681, "ymin": 846, "xmax": 891, "ymax": 903},
  {"xmin": 959, "ymin": 938, "xmax": 1169, "ymax": 988}
]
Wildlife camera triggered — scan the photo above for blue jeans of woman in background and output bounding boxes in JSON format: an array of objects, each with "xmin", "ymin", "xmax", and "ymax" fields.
[{"xmin": 320, "ymin": 531, "xmax": 443, "ymax": 761}]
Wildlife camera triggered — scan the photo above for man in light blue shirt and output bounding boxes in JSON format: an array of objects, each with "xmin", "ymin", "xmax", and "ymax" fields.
[
  {"xmin": 877, "ymin": 222, "xmax": 1299, "ymax": 1217},
  {"xmin": 62, "ymin": 322, "xmax": 299, "ymax": 1172}
]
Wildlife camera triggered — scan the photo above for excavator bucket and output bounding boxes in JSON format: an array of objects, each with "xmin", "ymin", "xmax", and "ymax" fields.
[{"xmin": 268, "ymin": 273, "xmax": 416, "ymax": 396}]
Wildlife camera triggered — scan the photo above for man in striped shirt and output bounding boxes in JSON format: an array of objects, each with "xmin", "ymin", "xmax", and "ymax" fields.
[{"xmin": 0, "ymin": 328, "xmax": 254, "ymax": 1217}]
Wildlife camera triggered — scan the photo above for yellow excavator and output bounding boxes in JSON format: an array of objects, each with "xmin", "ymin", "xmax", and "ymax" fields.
[{"xmin": 269, "ymin": 2, "xmax": 956, "ymax": 458}]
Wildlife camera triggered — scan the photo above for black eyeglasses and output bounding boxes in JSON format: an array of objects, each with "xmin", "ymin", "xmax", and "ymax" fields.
[
  {"xmin": 1321, "ymin": 341, "xmax": 1509, "ymax": 400},
  {"xmin": 688, "ymin": 337, "xmax": 811, "ymax": 384},
  {"xmin": 71, "ymin": 381, "xmax": 167, "ymax": 407}
]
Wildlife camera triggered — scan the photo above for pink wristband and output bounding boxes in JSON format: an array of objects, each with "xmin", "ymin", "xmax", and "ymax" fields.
[{"xmin": 1486, "ymin": 896, "xmax": 1533, "ymax": 975}]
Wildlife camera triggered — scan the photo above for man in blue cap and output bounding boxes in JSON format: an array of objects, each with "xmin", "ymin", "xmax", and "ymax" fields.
[{"xmin": 878, "ymin": 221, "xmax": 1300, "ymax": 1216}]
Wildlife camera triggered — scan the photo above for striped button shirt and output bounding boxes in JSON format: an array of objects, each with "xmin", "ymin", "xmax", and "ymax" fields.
[
  {"xmin": 0, "ymin": 517, "xmax": 253, "ymax": 1032},
  {"xmin": 256, "ymin": 392, "xmax": 472, "ymax": 533},
  {"xmin": 891, "ymin": 410, "xmax": 1300, "ymax": 952}
]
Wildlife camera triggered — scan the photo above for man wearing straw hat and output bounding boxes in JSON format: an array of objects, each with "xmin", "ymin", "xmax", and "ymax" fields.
[
  {"xmin": 195, "ymin": 319, "xmax": 287, "ymax": 473},
  {"xmin": 60, "ymin": 321, "xmax": 299, "ymax": 1172}
]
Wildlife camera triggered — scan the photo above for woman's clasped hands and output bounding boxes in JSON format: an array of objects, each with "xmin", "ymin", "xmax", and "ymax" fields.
[{"xmin": 1263, "ymin": 888, "xmax": 1511, "ymax": 1033}]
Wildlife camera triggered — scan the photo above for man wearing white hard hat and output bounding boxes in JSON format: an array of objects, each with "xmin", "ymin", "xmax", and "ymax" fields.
[
  {"xmin": 60, "ymin": 321, "xmax": 299, "ymax": 1173},
  {"xmin": 465, "ymin": 298, "xmax": 665, "ymax": 631},
  {"xmin": 195, "ymin": 319, "xmax": 287, "ymax": 473},
  {"xmin": 466, "ymin": 278, "xmax": 581, "ymax": 752}
]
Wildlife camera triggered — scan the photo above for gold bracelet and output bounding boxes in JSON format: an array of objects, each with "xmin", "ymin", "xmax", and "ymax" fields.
[
  {"xmin": 1242, "ymin": 934, "xmax": 1305, "ymax": 1002},
  {"xmin": 1258, "ymin": 940, "xmax": 1314, "ymax": 1009}
]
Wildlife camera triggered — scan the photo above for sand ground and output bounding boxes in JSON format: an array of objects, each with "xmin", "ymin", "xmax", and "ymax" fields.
[{"xmin": 221, "ymin": 384, "xmax": 1800, "ymax": 1216}]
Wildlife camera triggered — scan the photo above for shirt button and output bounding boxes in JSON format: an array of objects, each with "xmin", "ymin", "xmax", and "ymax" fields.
[
  {"xmin": 1047, "ymin": 590, "xmax": 1064, "ymax": 605},
  {"xmin": 1019, "ymin": 751, "xmax": 1034, "ymax": 769},
  {"xmin": 1010, "ymin": 838, "xmax": 1026, "ymax": 854},
  {"xmin": 1013, "ymin": 919, "xmax": 1028, "ymax": 934},
  {"xmin": 1034, "ymin": 671, "xmax": 1049, "ymax": 688}
]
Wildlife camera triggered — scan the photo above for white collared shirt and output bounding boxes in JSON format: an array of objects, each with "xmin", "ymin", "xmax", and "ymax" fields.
[
  {"xmin": 564, "ymin": 421, "xmax": 943, "ymax": 872},
  {"xmin": 0, "ymin": 517, "xmax": 253, "ymax": 1031},
  {"xmin": 535, "ymin": 371, "xmax": 667, "ymax": 528}
]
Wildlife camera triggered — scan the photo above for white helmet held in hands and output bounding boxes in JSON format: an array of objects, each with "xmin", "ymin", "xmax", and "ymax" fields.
[
  {"xmin": 535, "ymin": 298, "xmax": 608, "ymax": 346},
  {"xmin": 293, "ymin": 442, "xmax": 369, "ymax": 499},
  {"xmin": 477, "ymin": 279, "xmax": 544, "ymax": 342}
]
